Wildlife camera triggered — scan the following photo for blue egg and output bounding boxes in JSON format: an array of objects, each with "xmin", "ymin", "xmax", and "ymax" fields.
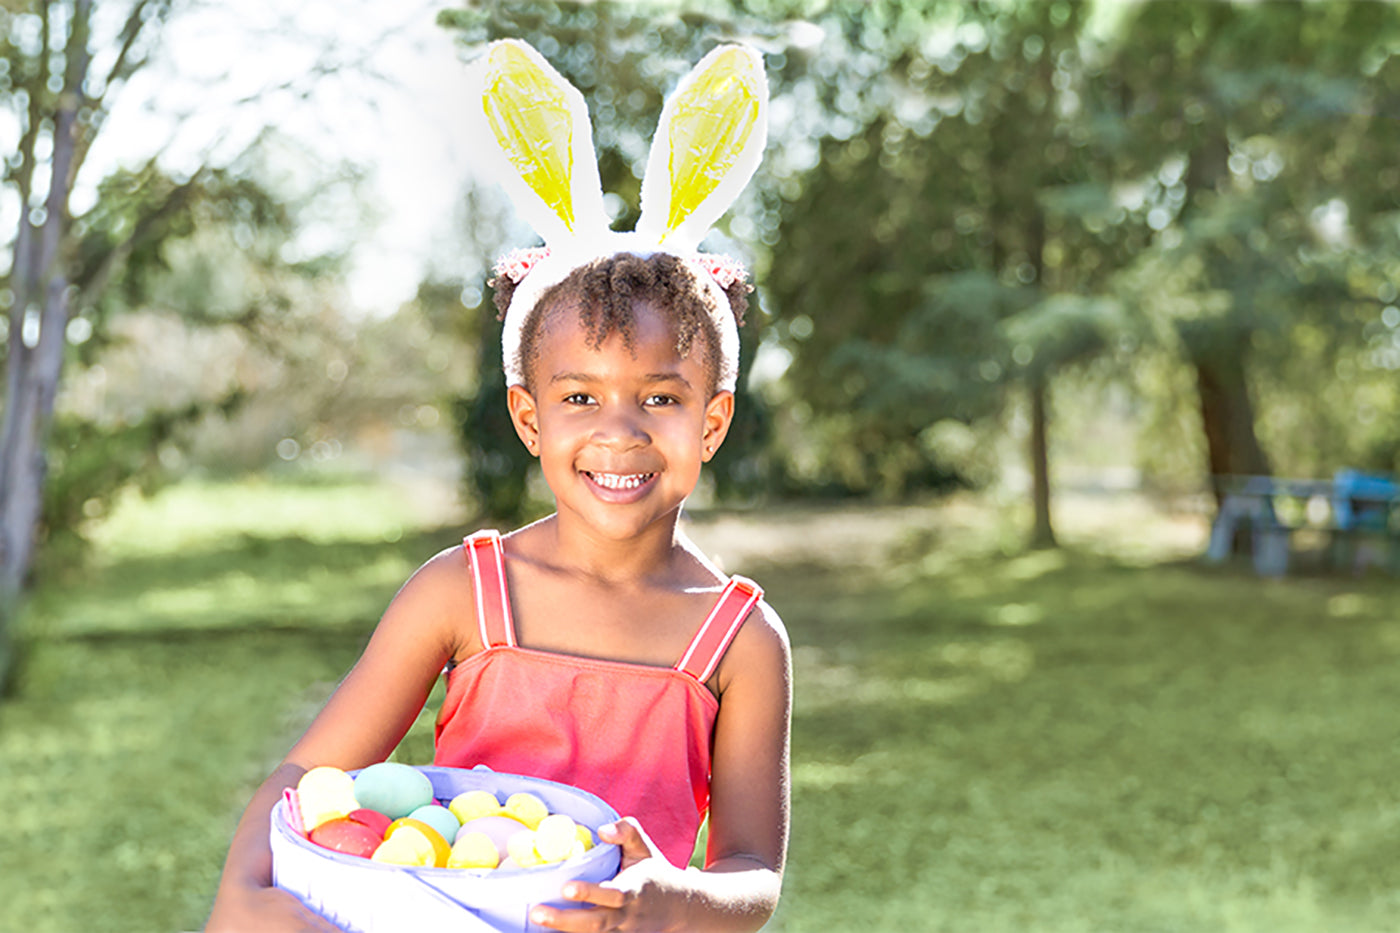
[
  {"xmin": 408, "ymin": 804, "xmax": 461, "ymax": 842},
  {"xmin": 353, "ymin": 762, "xmax": 434, "ymax": 820}
]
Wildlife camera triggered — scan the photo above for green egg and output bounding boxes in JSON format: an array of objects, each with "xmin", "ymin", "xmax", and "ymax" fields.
[{"xmin": 353, "ymin": 762, "xmax": 434, "ymax": 820}]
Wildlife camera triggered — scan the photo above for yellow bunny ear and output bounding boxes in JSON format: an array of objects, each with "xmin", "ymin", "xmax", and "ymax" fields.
[
  {"xmin": 636, "ymin": 44, "xmax": 768, "ymax": 252},
  {"xmin": 465, "ymin": 40, "xmax": 608, "ymax": 249}
]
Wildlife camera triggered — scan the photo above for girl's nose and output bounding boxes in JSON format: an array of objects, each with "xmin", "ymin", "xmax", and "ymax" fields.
[{"xmin": 591, "ymin": 405, "xmax": 649, "ymax": 449}]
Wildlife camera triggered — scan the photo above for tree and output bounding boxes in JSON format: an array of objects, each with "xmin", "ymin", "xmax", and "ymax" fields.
[
  {"xmin": 0, "ymin": 0, "xmax": 407, "ymax": 687},
  {"xmin": 1, "ymin": 1, "xmax": 191, "ymax": 682},
  {"xmin": 764, "ymin": 1, "xmax": 1135, "ymax": 550},
  {"xmin": 1096, "ymin": 1, "xmax": 1400, "ymax": 513}
]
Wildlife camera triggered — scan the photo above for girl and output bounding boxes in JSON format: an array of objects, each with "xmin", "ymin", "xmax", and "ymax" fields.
[{"xmin": 207, "ymin": 40, "xmax": 789, "ymax": 933}]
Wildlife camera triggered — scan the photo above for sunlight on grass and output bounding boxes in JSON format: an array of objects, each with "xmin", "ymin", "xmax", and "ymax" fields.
[{"xmin": 86, "ymin": 478, "xmax": 427, "ymax": 560}]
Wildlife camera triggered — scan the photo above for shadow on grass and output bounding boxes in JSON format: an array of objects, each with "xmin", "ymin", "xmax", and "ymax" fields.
[{"xmin": 24, "ymin": 526, "xmax": 464, "ymax": 640}]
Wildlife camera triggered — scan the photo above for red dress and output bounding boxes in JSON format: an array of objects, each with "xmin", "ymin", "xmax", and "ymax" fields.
[{"xmin": 433, "ymin": 530, "xmax": 762, "ymax": 867}]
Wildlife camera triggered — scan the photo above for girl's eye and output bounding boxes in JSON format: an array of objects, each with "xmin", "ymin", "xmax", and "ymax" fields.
[
  {"xmin": 563, "ymin": 392, "xmax": 594, "ymax": 406},
  {"xmin": 645, "ymin": 394, "xmax": 677, "ymax": 407}
]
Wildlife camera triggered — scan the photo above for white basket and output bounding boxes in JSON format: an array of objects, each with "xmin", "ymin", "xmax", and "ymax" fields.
[{"xmin": 271, "ymin": 765, "xmax": 621, "ymax": 933}]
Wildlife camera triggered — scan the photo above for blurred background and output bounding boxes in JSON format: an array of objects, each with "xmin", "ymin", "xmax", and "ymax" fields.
[{"xmin": 2, "ymin": 1, "xmax": 1398, "ymax": 931}]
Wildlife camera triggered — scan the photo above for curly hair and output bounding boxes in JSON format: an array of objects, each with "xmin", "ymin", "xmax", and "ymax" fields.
[{"xmin": 490, "ymin": 253, "xmax": 750, "ymax": 395}]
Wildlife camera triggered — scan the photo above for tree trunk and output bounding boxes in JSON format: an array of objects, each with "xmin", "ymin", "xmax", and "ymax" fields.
[
  {"xmin": 1028, "ymin": 372, "xmax": 1057, "ymax": 550},
  {"xmin": 1195, "ymin": 338, "xmax": 1272, "ymax": 558},
  {"xmin": 0, "ymin": 0, "xmax": 91, "ymax": 687}
]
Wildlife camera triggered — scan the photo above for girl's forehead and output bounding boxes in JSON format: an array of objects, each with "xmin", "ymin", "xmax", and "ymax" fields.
[
  {"xmin": 535, "ymin": 300, "xmax": 705, "ymax": 383},
  {"xmin": 540, "ymin": 298, "xmax": 682, "ymax": 353}
]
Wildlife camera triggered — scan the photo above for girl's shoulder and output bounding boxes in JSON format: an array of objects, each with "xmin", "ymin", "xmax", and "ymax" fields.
[
  {"xmin": 380, "ymin": 540, "xmax": 482, "ymax": 658},
  {"xmin": 706, "ymin": 567, "xmax": 790, "ymax": 700}
]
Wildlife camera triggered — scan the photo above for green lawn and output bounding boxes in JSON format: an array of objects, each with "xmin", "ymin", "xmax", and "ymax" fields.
[{"xmin": 1, "ymin": 480, "xmax": 1396, "ymax": 932}]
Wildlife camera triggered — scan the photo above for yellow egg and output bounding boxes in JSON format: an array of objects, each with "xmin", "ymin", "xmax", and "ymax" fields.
[
  {"xmin": 533, "ymin": 814, "xmax": 578, "ymax": 863},
  {"xmin": 506, "ymin": 830, "xmax": 545, "ymax": 868},
  {"xmin": 447, "ymin": 831, "xmax": 501, "ymax": 870},
  {"xmin": 295, "ymin": 766, "xmax": 358, "ymax": 832},
  {"xmin": 504, "ymin": 792, "xmax": 549, "ymax": 830},
  {"xmin": 382, "ymin": 818, "xmax": 451, "ymax": 868},
  {"xmin": 448, "ymin": 789, "xmax": 503, "ymax": 825},
  {"xmin": 575, "ymin": 823, "xmax": 594, "ymax": 851},
  {"xmin": 371, "ymin": 833, "xmax": 435, "ymax": 867}
]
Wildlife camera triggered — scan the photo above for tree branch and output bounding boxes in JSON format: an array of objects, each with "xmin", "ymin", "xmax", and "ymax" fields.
[{"xmin": 72, "ymin": 166, "xmax": 210, "ymax": 308}]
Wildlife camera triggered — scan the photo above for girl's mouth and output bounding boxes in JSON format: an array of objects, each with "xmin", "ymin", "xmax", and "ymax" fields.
[{"xmin": 583, "ymin": 471, "xmax": 656, "ymax": 491}]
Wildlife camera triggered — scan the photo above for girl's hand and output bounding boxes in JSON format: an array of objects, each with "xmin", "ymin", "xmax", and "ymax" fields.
[
  {"xmin": 205, "ymin": 883, "xmax": 344, "ymax": 933},
  {"xmin": 529, "ymin": 818, "xmax": 687, "ymax": 932}
]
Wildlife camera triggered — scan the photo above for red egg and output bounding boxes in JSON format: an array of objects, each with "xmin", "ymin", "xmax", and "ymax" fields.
[
  {"xmin": 309, "ymin": 817, "xmax": 382, "ymax": 858},
  {"xmin": 346, "ymin": 808, "xmax": 393, "ymax": 838}
]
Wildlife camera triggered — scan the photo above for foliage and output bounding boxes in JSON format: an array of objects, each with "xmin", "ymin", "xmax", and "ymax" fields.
[
  {"xmin": 1090, "ymin": 2, "xmax": 1400, "ymax": 485},
  {"xmin": 762, "ymin": 2, "xmax": 1141, "ymax": 503},
  {"xmin": 40, "ymin": 149, "xmax": 375, "ymax": 544}
]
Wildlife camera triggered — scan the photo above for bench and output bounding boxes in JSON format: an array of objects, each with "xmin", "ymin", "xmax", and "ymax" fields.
[{"xmin": 1205, "ymin": 472, "xmax": 1400, "ymax": 577}]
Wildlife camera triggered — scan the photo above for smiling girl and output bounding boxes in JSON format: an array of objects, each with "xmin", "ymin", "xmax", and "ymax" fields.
[{"xmin": 207, "ymin": 39, "xmax": 789, "ymax": 933}]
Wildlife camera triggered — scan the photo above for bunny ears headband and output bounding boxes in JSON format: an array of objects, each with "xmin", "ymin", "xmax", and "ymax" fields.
[{"xmin": 463, "ymin": 39, "xmax": 769, "ymax": 392}]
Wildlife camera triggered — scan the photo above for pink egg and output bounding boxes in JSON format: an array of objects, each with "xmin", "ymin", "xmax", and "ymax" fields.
[
  {"xmin": 309, "ymin": 818, "xmax": 382, "ymax": 858},
  {"xmin": 457, "ymin": 815, "xmax": 531, "ymax": 859},
  {"xmin": 346, "ymin": 808, "xmax": 393, "ymax": 838}
]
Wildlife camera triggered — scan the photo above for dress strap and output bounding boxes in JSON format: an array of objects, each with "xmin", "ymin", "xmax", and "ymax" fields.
[
  {"xmin": 463, "ymin": 530, "xmax": 517, "ymax": 649},
  {"xmin": 675, "ymin": 575, "xmax": 763, "ymax": 683}
]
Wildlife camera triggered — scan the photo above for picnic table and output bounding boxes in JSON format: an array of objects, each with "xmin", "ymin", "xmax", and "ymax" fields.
[{"xmin": 1205, "ymin": 471, "xmax": 1400, "ymax": 577}]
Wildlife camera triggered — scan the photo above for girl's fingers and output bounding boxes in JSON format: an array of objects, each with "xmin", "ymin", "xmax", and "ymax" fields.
[
  {"xmin": 530, "ymin": 903, "xmax": 613, "ymax": 932},
  {"xmin": 561, "ymin": 880, "xmax": 628, "ymax": 908},
  {"xmin": 597, "ymin": 817, "xmax": 659, "ymax": 861}
]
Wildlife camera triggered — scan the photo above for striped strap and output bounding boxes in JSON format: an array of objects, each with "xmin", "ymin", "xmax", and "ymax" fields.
[
  {"xmin": 676, "ymin": 575, "xmax": 763, "ymax": 683},
  {"xmin": 463, "ymin": 531, "xmax": 517, "ymax": 649}
]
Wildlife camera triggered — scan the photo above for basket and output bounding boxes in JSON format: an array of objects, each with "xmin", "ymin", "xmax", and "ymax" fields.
[{"xmin": 271, "ymin": 765, "xmax": 622, "ymax": 933}]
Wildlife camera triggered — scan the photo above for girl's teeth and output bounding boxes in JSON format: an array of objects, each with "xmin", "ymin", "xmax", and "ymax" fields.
[{"xmin": 590, "ymin": 472, "xmax": 652, "ymax": 490}]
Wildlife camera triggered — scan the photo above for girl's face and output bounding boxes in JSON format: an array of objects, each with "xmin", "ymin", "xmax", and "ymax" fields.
[{"xmin": 506, "ymin": 298, "xmax": 734, "ymax": 543}]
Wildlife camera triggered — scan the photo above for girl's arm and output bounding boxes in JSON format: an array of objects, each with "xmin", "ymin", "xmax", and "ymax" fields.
[
  {"xmin": 206, "ymin": 546, "xmax": 476, "ymax": 931},
  {"xmin": 533, "ymin": 600, "xmax": 792, "ymax": 933}
]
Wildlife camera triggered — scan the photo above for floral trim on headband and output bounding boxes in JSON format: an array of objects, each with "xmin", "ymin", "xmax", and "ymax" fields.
[
  {"xmin": 493, "ymin": 247, "xmax": 552, "ymax": 284},
  {"xmin": 493, "ymin": 246, "xmax": 747, "ymax": 292},
  {"xmin": 688, "ymin": 253, "xmax": 749, "ymax": 290}
]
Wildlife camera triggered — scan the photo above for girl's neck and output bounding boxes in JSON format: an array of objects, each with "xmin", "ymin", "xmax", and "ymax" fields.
[{"xmin": 542, "ymin": 509, "xmax": 686, "ymax": 586}]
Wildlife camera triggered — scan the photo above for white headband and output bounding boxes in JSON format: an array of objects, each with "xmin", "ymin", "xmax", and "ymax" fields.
[{"xmin": 463, "ymin": 39, "xmax": 769, "ymax": 392}]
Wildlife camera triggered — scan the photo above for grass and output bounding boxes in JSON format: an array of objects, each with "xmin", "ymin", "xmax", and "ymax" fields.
[{"xmin": 1, "ymin": 480, "xmax": 1397, "ymax": 932}]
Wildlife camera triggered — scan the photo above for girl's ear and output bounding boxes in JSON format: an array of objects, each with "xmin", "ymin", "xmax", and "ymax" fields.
[
  {"xmin": 700, "ymin": 390, "xmax": 736, "ymax": 462},
  {"xmin": 507, "ymin": 384, "xmax": 542, "ymax": 457}
]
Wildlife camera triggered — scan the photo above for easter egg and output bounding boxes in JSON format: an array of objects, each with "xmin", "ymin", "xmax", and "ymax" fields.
[
  {"xmin": 533, "ymin": 814, "xmax": 578, "ymax": 863},
  {"xmin": 308, "ymin": 818, "xmax": 381, "ymax": 858},
  {"xmin": 382, "ymin": 818, "xmax": 451, "ymax": 868},
  {"xmin": 296, "ymin": 766, "xmax": 358, "ymax": 832},
  {"xmin": 407, "ymin": 804, "xmax": 461, "ymax": 843},
  {"xmin": 446, "ymin": 831, "xmax": 500, "ymax": 870},
  {"xmin": 456, "ymin": 814, "xmax": 531, "ymax": 859},
  {"xmin": 345, "ymin": 808, "xmax": 392, "ymax": 838},
  {"xmin": 448, "ymin": 789, "xmax": 503, "ymax": 824},
  {"xmin": 575, "ymin": 823, "xmax": 595, "ymax": 851},
  {"xmin": 506, "ymin": 829, "xmax": 545, "ymax": 868},
  {"xmin": 371, "ymin": 833, "xmax": 436, "ymax": 867},
  {"xmin": 353, "ymin": 762, "xmax": 434, "ymax": 820},
  {"xmin": 504, "ymin": 791, "xmax": 549, "ymax": 830}
]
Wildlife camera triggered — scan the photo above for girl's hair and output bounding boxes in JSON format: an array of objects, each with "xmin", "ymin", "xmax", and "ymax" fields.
[{"xmin": 491, "ymin": 253, "xmax": 750, "ymax": 395}]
